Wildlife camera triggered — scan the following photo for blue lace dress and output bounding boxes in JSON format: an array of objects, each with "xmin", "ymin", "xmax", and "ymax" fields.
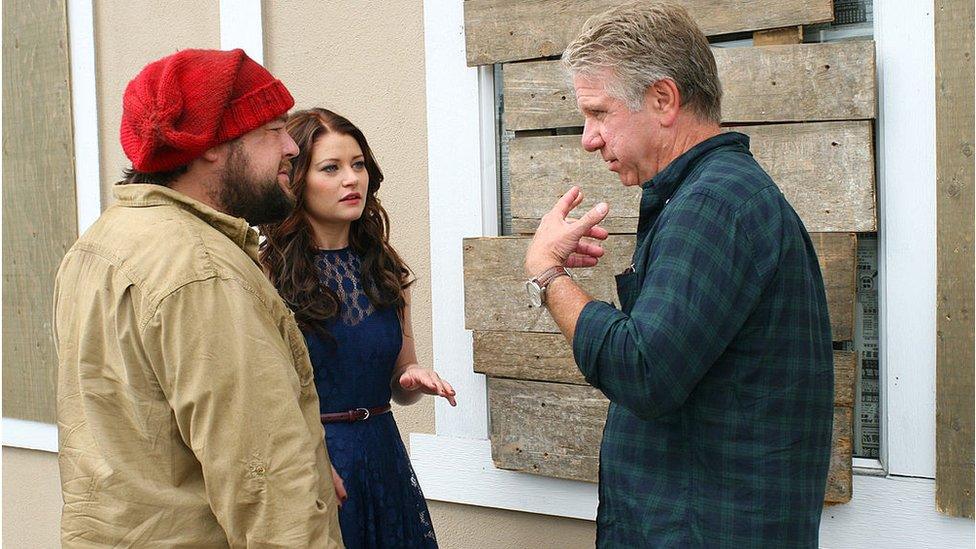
[{"xmin": 304, "ymin": 247, "xmax": 438, "ymax": 549}]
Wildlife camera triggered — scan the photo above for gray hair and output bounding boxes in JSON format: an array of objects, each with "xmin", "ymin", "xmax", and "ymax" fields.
[{"xmin": 562, "ymin": 1, "xmax": 722, "ymax": 123}]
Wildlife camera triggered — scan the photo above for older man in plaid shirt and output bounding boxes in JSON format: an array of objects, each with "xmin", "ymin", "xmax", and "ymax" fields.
[{"xmin": 522, "ymin": 2, "xmax": 834, "ymax": 547}]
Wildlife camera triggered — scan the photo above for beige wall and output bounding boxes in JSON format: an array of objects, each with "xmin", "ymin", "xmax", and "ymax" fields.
[
  {"xmin": 3, "ymin": 1, "xmax": 597, "ymax": 546},
  {"xmin": 3, "ymin": 448, "xmax": 61, "ymax": 548}
]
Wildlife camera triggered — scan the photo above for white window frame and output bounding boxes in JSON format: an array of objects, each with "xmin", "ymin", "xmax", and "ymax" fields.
[{"xmin": 412, "ymin": 0, "xmax": 973, "ymax": 544}]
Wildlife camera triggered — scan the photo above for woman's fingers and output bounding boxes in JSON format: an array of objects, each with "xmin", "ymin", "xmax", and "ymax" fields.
[
  {"xmin": 399, "ymin": 373, "xmax": 418, "ymax": 390},
  {"xmin": 402, "ymin": 369, "xmax": 457, "ymax": 405},
  {"xmin": 441, "ymin": 379, "xmax": 457, "ymax": 406},
  {"xmin": 425, "ymin": 373, "xmax": 458, "ymax": 406},
  {"xmin": 441, "ymin": 378, "xmax": 456, "ymax": 396},
  {"xmin": 331, "ymin": 466, "xmax": 347, "ymax": 506}
]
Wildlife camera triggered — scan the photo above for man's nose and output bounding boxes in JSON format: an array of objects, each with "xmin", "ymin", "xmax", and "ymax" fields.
[
  {"xmin": 282, "ymin": 133, "xmax": 299, "ymax": 158},
  {"xmin": 581, "ymin": 122, "xmax": 603, "ymax": 152}
]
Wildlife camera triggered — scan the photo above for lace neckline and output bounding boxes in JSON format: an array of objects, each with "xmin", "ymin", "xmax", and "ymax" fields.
[{"xmin": 313, "ymin": 247, "xmax": 373, "ymax": 326}]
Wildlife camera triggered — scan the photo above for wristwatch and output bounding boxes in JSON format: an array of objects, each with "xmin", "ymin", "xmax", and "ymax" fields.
[{"xmin": 525, "ymin": 266, "xmax": 571, "ymax": 308}]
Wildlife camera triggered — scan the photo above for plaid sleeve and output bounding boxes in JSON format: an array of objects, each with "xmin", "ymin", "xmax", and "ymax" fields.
[{"xmin": 573, "ymin": 190, "xmax": 764, "ymax": 419}]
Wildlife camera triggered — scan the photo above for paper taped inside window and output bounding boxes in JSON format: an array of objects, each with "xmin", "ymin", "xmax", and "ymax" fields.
[
  {"xmin": 854, "ymin": 235, "xmax": 880, "ymax": 459},
  {"xmin": 834, "ymin": 0, "xmax": 871, "ymax": 26}
]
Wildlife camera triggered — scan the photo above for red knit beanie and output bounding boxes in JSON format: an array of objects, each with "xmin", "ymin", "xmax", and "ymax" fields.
[{"xmin": 120, "ymin": 49, "xmax": 295, "ymax": 172}]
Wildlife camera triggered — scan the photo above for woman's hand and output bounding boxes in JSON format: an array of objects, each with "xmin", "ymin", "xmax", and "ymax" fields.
[
  {"xmin": 331, "ymin": 465, "xmax": 347, "ymax": 507},
  {"xmin": 398, "ymin": 367, "xmax": 457, "ymax": 406}
]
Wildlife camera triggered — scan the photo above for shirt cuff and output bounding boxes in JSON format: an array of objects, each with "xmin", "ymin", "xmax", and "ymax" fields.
[{"xmin": 572, "ymin": 299, "xmax": 626, "ymax": 387}]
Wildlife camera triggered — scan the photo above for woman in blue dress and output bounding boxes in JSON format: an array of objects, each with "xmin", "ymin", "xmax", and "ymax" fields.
[{"xmin": 260, "ymin": 108, "xmax": 456, "ymax": 548}]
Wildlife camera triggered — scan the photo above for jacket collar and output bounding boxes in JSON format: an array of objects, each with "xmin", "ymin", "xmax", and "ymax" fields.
[{"xmin": 112, "ymin": 184, "xmax": 260, "ymax": 262}]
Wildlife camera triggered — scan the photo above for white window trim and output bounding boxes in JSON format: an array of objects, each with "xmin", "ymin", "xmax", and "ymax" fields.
[
  {"xmin": 2, "ymin": 419, "xmax": 59, "ymax": 453},
  {"xmin": 70, "ymin": 0, "xmax": 101, "ymax": 236},
  {"xmin": 218, "ymin": 0, "xmax": 263, "ymax": 63},
  {"xmin": 413, "ymin": 0, "xmax": 972, "ymax": 542},
  {"xmin": 873, "ymin": 0, "xmax": 938, "ymax": 478}
]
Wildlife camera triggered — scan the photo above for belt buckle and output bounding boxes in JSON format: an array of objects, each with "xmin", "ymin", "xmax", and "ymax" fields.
[{"xmin": 356, "ymin": 407, "xmax": 370, "ymax": 420}]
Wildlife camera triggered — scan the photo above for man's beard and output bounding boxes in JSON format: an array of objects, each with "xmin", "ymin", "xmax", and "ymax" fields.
[{"xmin": 218, "ymin": 145, "xmax": 295, "ymax": 226}]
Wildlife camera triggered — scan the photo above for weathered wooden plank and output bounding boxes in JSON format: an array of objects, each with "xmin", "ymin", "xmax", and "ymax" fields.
[
  {"xmin": 488, "ymin": 378, "xmax": 607, "ymax": 482},
  {"xmin": 934, "ymin": 0, "xmax": 975, "ymax": 519},
  {"xmin": 508, "ymin": 121, "xmax": 876, "ymax": 234},
  {"xmin": 464, "ymin": 0, "xmax": 834, "ymax": 66},
  {"xmin": 474, "ymin": 330, "xmax": 585, "ymax": 384},
  {"xmin": 826, "ymin": 406, "xmax": 854, "ymax": 504},
  {"xmin": 463, "ymin": 235, "xmax": 634, "ymax": 334},
  {"xmin": 813, "ymin": 233, "xmax": 857, "ymax": 342},
  {"xmin": 2, "ymin": 0, "xmax": 77, "ymax": 423},
  {"xmin": 833, "ymin": 350, "xmax": 856, "ymax": 408},
  {"xmin": 503, "ymin": 41, "xmax": 876, "ymax": 130},
  {"xmin": 464, "ymin": 233, "xmax": 856, "ymax": 341},
  {"xmin": 753, "ymin": 26, "xmax": 803, "ymax": 46},
  {"xmin": 474, "ymin": 331, "xmax": 856, "ymax": 407},
  {"xmin": 488, "ymin": 378, "xmax": 853, "ymax": 502}
]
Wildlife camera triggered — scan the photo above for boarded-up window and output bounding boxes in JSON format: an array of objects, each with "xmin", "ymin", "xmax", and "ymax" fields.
[
  {"xmin": 462, "ymin": 0, "xmax": 879, "ymax": 505},
  {"xmin": 2, "ymin": 0, "xmax": 77, "ymax": 424}
]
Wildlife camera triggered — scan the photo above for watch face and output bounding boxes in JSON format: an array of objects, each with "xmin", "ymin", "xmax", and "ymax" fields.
[{"xmin": 525, "ymin": 280, "xmax": 543, "ymax": 308}]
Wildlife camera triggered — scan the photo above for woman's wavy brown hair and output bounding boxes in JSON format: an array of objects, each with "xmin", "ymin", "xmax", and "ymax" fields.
[{"xmin": 259, "ymin": 108, "xmax": 412, "ymax": 334}]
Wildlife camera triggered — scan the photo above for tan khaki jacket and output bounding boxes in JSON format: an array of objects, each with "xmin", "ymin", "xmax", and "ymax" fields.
[{"xmin": 54, "ymin": 184, "xmax": 343, "ymax": 548}]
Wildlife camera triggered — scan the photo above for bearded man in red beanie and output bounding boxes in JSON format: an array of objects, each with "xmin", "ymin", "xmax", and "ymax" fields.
[{"xmin": 53, "ymin": 49, "xmax": 344, "ymax": 548}]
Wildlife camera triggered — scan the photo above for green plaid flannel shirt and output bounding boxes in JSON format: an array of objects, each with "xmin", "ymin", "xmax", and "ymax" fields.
[{"xmin": 573, "ymin": 132, "xmax": 834, "ymax": 548}]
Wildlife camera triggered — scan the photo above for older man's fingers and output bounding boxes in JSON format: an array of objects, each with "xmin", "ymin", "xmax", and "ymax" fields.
[
  {"xmin": 570, "ymin": 189, "xmax": 584, "ymax": 210},
  {"xmin": 554, "ymin": 186, "xmax": 582, "ymax": 218},
  {"xmin": 569, "ymin": 202, "xmax": 609, "ymax": 241},
  {"xmin": 579, "ymin": 202, "xmax": 609, "ymax": 229},
  {"xmin": 586, "ymin": 224, "xmax": 610, "ymax": 240},
  {"xmin": 565, "ymin": 253, "xmax": 600, "ymax": 268},
  {"xmin": 575, "ymin": 240, "xmax": 605, "ymax": 258}
]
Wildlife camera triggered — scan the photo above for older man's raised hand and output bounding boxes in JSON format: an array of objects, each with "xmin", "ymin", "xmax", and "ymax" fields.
[{"xmin": 524, "ymin": 186, "xmax": 610, "ymax": 277}]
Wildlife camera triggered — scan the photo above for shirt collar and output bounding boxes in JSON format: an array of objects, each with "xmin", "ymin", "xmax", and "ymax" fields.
[
  {"xmin": 642, "ymin": 131, "xmax": 751, "ymax": 198},
  {"xmin": 636, "ymin": 131, "xmax": 751, "ymax": 240},
  {"xmin": 112, "ymin": 184, "xmax": 260, "ymax": 262}
]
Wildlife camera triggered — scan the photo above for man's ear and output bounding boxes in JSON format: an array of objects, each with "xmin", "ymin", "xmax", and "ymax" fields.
[
  {"xmin": 644, "ymin": 79, "xmax": 681, "ymax": 127},
  {"xmin": 200, "ymin": 142, "xmax": 229, "ymax": 163}
]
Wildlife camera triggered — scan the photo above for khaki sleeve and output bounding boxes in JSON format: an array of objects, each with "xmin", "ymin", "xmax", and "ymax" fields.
[{"xmin": 143, "ymin": 277, "xmax": 342, "ymax": 548}]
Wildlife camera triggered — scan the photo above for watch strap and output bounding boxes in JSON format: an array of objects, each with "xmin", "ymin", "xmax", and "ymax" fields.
[{"xmin": 533, "ymin": 266, "xmax": 570, "ymax": 289}]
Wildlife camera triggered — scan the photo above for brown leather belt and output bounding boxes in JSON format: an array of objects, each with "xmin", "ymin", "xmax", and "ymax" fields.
[{"xmin": 320, "ymin": 404, "xmax": 391, "ymax": 424}]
